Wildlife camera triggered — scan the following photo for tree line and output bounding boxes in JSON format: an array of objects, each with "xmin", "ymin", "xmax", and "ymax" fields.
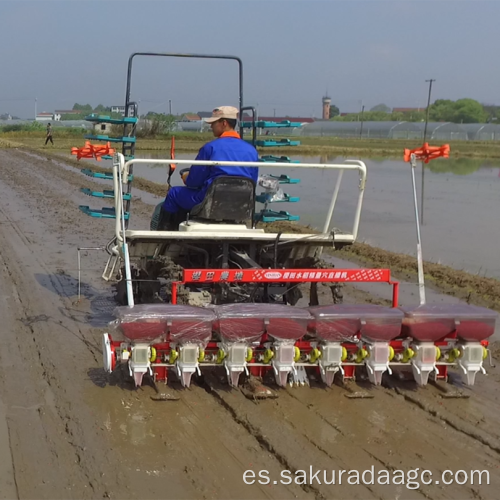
[
  {"xmin": 65, "ymin": 100, "xmax": 500, "ymax": 125},
  {"xmin": 57, "ymin": 103, "xmax": 123, "ymax": 121},
  {"xmin": 329, "ymin": 99, "xmax": 499, "ymax": 124}
]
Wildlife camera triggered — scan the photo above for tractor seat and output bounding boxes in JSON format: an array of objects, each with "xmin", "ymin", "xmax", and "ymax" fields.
[{"xmin": 189, "ymin": 176, "xmax": 255, "ymax": 223}]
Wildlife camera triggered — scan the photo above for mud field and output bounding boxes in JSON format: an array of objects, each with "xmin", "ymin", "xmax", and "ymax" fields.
[{"xmin": 1, "ymin": 148, "xmax": 500, "ymax": 500}]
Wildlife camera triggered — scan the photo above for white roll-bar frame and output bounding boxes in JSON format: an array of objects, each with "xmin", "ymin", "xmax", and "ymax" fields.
[{"xmin": 112, "ymin": 155, "xmax": 367, "ymax": 244}]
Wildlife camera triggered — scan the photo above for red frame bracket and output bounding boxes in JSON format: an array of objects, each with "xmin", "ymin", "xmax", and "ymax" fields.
[
  {"xmin": 403, "ymin": 143, "xmax": 450, "ymax": 164},
  {"xmin": 172, "ymin": 268, "xmax": 399, "ymax": 306}
]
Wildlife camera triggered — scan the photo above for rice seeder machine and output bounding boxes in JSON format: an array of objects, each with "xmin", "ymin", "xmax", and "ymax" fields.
[{"xmin": 74, "ymin": 52, "xmax": 496, "ymax": 393}]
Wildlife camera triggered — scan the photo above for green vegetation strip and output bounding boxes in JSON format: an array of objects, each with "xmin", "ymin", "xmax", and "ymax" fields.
[{"xmin": 3, "ymin": 132, "xmax": 500, "ymax": 160}]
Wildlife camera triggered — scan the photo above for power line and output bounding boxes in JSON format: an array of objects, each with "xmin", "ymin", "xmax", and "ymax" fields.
[{"xmin": 423, "ymin": 79, "xmax": 436, "ymax": 143}]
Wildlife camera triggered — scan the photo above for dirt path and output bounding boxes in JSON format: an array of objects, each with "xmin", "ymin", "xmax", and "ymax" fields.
[{"xmin": 0, "ymin": 148, "xmax": 499, "ymax": 499}]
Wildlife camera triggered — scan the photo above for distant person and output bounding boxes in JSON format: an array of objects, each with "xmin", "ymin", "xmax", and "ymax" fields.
[
  {"xmin": 151, "ymin": 106, "xmax": 259, "ymax": 231},
  {"xmin": 45, "ymin": 123, "xmax": 54, "ymax": 146}
]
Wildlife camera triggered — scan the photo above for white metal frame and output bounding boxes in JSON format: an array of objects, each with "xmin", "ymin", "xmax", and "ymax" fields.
[
  {"xmin": 112, "ymin": 155, "xmax": 367, "ymax": 243},
  {"xmin": 111, "ymin": 154, "xmax": 368, "ymax": 307}
]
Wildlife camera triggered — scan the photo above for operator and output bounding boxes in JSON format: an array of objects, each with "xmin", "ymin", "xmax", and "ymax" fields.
[{"xmin": 152, "ymin": 106, "xmax": 259, "ymax": 231}]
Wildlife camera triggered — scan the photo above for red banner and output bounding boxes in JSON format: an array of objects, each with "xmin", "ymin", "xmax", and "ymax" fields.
[{"xmin": 182, "ymin": 268, "xmax": 391, "ymax": 284}]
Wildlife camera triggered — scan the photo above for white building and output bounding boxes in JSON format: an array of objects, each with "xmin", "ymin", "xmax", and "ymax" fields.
[{"xmin": 35, "ymin": 112, "xmax": 53, "ymax": 121}]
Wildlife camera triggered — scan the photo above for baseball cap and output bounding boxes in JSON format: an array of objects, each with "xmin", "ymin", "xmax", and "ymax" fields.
[{"xmin": 205, "ymin": 106, "xmax": 239, "ymax": 123}]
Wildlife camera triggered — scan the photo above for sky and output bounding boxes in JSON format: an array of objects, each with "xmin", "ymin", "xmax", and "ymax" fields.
[{"xmin": 0, "ymin": 0, "xmax": 497, "ymax": 119}]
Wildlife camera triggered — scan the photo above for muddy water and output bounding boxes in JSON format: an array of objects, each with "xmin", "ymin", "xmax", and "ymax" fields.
[
  {"xmin": 1, "ymin": 148, "xmax": 500, "ymax": 499},
  {"xmin": 123, "ymin": 152, "xmax": 500, "ymax": 279}
]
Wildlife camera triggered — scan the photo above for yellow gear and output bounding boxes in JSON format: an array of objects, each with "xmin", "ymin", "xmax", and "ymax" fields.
[
  {"xmin": 355, "ymin": 348, "xmax": 368, "ymax": 363},
  {"xmin": 216, "ymin": 349, "xmax": 226, "ymax": 364},
  {"xmin": 402, "ymin": 347, "xmax": 415, "ymax": 363},
  {"xmin": 435, "ymin": 346, "xmax": 441, "ymax": 361},
  {"xmin": 483, "ymin": 346, "xmax": 488, "ymax": 360},
  {"xmin": 341, "ymin": 346, "xmax": 348, "ymax": 362},
  {"xmin": 310, "ymin": 348, "xmax": 321, "ymax": 364},
  {"xmin": 263, "ymin": 349, "xmax": 274, "ymax": 364},
  {"xmin": 149, "ymin": 347, "xmax": 157, "ymax": 363},
  {"xmin": 388, "ymin": 346, "xmax": 395, "ymax": 361},
  {"xmin": 198, "ymin": 349, "xmax": 205, "ymax": 363},
  {"xmin": 246, "ymin": 348, "xmax": 253, "ymax": 363},
  {"xmin": 294, "ymin": 346, "xmax": 301, "ymax": 362},
  {"xmin": 169, "ymin": 349, "xmax": 179, "ymax": 364}
]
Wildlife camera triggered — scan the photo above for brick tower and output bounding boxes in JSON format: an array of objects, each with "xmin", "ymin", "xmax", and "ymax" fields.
[{"xmin": 322, "ymin": 95, "xmax": 331, "ymax": 120}]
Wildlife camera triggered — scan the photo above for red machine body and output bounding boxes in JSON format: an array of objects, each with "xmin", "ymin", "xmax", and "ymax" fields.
[{"xmin": 105, "ymin": 267, "xmax": 494, "ymax": 388}]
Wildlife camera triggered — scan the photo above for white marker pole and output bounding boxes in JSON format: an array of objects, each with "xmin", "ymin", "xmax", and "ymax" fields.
[{"xmin": 410, "ymin": 153, "xmax": 426, "ymax": 305}]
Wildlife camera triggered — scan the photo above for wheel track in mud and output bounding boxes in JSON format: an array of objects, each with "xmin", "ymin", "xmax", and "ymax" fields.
[
  {"xmin": 0, "ymin": 150, "xmax": 144, "ymax": 498},
  {"xmin": 199, "ymin": 370, "xmax": 500, "ymax": 499},
  {"xmin": 0, "ymin": 203, "xmax": 101, "ymax": 364},
  {"xmin": 200, "ymin": 375, "xmax": 417, "ymax": 499},
  {"xmin": 391, "ymin": 386, "xmax": 500, "ymax": 456},
  {"xmin": 174, "ymin": 392, "xmax": 295, "ymax": 500},
  {"xmin": 0, "ymin": 205, "xmax": 120, "ymax": 497},
  {"xmin": 200, "ymin": 377, "xmax": 327, "ymax": 500}
]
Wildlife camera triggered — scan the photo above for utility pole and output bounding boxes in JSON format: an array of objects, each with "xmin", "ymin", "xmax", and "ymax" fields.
[
  {"xmin": 359, "ymin": 105, "xmax": 365, "ymax": 138},
  {"xmin": 421, "ymin": 79, "xmax": 435, "ymax": 225},
  {"xmin": 35, "ymin": 97, "xmax": 37, "ymax": 120},
  {"xmin": 169, "ymin": 99, "xmax": 172, "ymax": 115},
  {"xmin": 273, "ymin": 108, "xmax": 276, "ymax": 117},
  {"xmin": 423, "ymin": 79, "xmax": 435, "ymax": 143}
]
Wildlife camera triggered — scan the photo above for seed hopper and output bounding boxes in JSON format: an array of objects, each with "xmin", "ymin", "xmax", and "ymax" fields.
[{"xmin": 74, "ymin": 52, "xmax": 496, "ymax": 391}]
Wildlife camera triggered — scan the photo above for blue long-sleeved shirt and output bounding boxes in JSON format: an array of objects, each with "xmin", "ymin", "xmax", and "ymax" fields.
[{"xmin": 163, "ymin": 133, "xmax": 259, "ymax": 212}]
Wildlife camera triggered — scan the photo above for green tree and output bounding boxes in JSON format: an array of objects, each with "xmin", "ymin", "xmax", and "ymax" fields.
[
  {"xmin": 452, "ymin": 98, "xmax": 488, "ymax": 123},
  {"xmin": 370, "ymin": 103, "xmax": 391, "ymax": 113},
  {"xmin": 482, "ymin": 103, "xmax": 500, "ymax": 122},
  {"xmin": 429, "ymin": 99, "xmax": 455, "ymax": 122},
  {"xmin": 94, "ymin": 104, "xmax": 107, "ymax": 112},
  {"xmin": 329, "ymin": 105, "xmax": 340, "ymax": 119},
  {"xmin": 429, "ymin": 98, "xmax": 487, "ymax": 123},
  {"xmin": 139, "ymin": 113, "xmax": 177, "ymax": 138},
  {"xmin": 72, "ymin": 103, "xmax": 93, "ymax": 112},
  {"xmin": 335, "ymin": 113, "xmax": 356, "ymax": 122},
  {"xmin": 390, "ymin": 111, "xmax": 405, "ymax": 121},
  {"xmin": 400, "ymin": 110, "xmax": 425, "ymax": 122},
  {"xmin": 365, "ymin": 111, "xmax": 394, "ymax": 121},
  {"xmin": 162, "ymin": 114, "xmax": 177, "ymax": 135}
]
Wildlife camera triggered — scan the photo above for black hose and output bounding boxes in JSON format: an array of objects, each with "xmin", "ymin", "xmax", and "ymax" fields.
[
  {"xmin": 273, "ymin": 232, "xmax": 282, "ymax": 268},
  {"xmin": 179, "ymin": 243, "xmax": 209, "ymax": 269}
]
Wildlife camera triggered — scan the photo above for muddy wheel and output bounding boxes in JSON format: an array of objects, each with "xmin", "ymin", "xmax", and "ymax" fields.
[
  {"xmin": 331, "ymin": 283, "xmax": 344, "ymax": 304},
  {"xmin": 114, "ymin": 277, "xmax": 128, "ymax": 305},
  {"xmin": 309, "ymin": 282, "xmax": 319, "ymax": 306}
]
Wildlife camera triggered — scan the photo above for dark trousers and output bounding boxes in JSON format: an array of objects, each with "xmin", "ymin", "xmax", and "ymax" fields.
[
  {"xmin": 45, "ymin": 135, "xmax": 53, "ymax": 145},
  {"xmin": 157, "ymin": 207, "xmax": 188, "ymax": 231}
]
